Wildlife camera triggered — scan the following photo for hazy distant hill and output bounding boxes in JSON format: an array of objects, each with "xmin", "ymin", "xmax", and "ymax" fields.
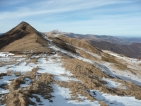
[
  {"xmin": 66, "ymin": 34, "xmax": 141, "ymax": 45},
  {"xmin": 90, "ymin": 40, "xmax": 141, "ymax": 58},
  {"xmin": 49, "ymin": 30, "xmax": 141, "ymax": 45}
]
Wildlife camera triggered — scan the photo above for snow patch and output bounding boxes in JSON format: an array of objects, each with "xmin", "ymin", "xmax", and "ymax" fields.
[
  {"xmin": 102, "ymin": 77, "xmax": 126, "ymax": 89},
  {"xmin": 30, "ymin": 85, "xmax": 100, "ymax": 106},
  {"xmin": 37, "ymin": 56, "xmax": 71, "ymax": 76},
  {"xmin": 0, "ymin": 74, "xmax": 17, "ymax": 94},
  {"xmin": 90, "ymin": 90, "xmax": 141, "ymax": 106},
  {"xmin": 0, "ymin": 52, "xmax": 14, "ymax": 57},
  {"xmin": 54, "ymin": 75, "xmax": 79, "ymax": 82},
  {"xmin": 20, "ymin": 78, "xmax": 31, "ymax": 88}
]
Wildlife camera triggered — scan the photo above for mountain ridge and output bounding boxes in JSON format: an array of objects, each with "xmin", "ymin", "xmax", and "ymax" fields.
[
  {"xmin": 46, "ymin": 30, "xmax": 141, "ymax": 58},
  {"xmin": 47, "ymin": 30, "xmax": 141, "ymax": 45},
  {"xmin": 0, "ymin": 22, "xmax": 141, "ymax": 106}
]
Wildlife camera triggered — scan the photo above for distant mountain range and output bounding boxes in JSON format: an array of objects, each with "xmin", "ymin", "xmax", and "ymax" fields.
[{"xmin": 49, "ymin": 30, "xmax": 141, "ymax": 45}]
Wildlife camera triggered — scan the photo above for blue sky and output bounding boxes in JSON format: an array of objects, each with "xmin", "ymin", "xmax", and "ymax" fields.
[{"xmin": 0, "ymin": 0, "xmax": 141, "ymax": 36}]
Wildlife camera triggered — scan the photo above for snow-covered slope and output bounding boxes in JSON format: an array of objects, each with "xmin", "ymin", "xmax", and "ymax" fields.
[{"xmin": 0, "ymin": 35, "xmax": 141, "ymax": 106}]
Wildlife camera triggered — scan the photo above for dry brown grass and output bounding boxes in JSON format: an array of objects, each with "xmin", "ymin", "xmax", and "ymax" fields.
[
  {"xmin": 1, "ymin": 51, "xmax": 141, "ymax": 105},
  {"xmin": 99, "ymin": 101, "xmax": 108, "ymax": 106},
  {"xmin": 9, "ymin": 78, "xmax": 25, "ymax": 91},
  {"xmin": 25, "ymin": 57, "xmax": 38, "ymax": 65},
  {"xmin": 14, "ymin": 71, "xmax": 22, "ymax": 76},
  {"xmin": 24, "ymin": 67, "xmax": 39, "ymax": 79},
  {"xmin": 138, "ymin": 64, "xmax": 141, "ymax": 67},
  {"xmin": 101, "ymin": 53, "xmax": 128, "ymax": 70},
  {"xmin": 5, "ymin": 72, "xmax": 54, "ymax": 105},
  {"xmin": 62, "ymin": 57, "xmax": 109, "ymax": 82},
  {"xmin": 2, "ymin": 77, "xmax": 28, "ymax": 105},
  {"xmin": 31, "ymin": 58, "xmax": 38, "ymax": 64},
  {"xmin": 61, "ymin": 56, "xmax": 141, "ymax": 100},
  {"xmin": 24, "ymin": 54, "xmax": 31, "ymax": 58},
  {"xmin": 0, "ymin": 59, "xmax": 17, "ymax": 67},
  {"xmin": 49, "ymin": 36, "xmax": 76, "ymax": 53},
  {"xmin": 7, "ymin": 70, "xmax": 13, "ymax": 76},
  {"xmin": 58, "ymin": 35, "xmax": 102, "ymax": 55},
  {"xmin": 6, "ymin": 89, "xmax": 34, "ymax": 106},
  {"xmin": 102, "ymin": 52, "xmax": 140, "ymax": 77},
  {"xmin": 1, "ymin": 33, "xmax": 52, "ymax": 53},
  {"xmin": 76, "ymin": 49, "xmax": 99, "ymax": 62},
  {"xmin": 0, "ymin": 95, "xmax": 7, "ymax": 105},
  {"xmin": 55, "ymin": 81, "xmax": 95, "ymax": 102},
  {"xmin": 27, "ymin": 73, "xmax": 54, "ymax": 101}
]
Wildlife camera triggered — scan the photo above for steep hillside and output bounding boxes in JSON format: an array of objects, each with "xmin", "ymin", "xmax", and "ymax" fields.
[
  {"xmin": 48, "ymin": 36, "xmax": 76, "ymax": 53},
  {"xmin": 0, "ymin": 21, "xmax": 51, "ymax": 53},
  {"xmin": 46, "ymin": 33, "xmax": 102, "ymax": 55},
  {"xmin": 90, "ymin": 40, "xmax": 141, "ymax": 58}
]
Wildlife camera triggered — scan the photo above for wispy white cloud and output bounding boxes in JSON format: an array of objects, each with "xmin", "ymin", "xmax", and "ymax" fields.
[
  {"xmin": 0, "ymin": 0, "xmax": 140, "ymax": 36},
  {"xmin": 0, "ymin": 0, "xmax": 135, "ymax": 20}
]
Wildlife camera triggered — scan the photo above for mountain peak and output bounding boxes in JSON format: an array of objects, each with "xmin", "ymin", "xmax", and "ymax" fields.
[
  {"xmin": 19, "ymin": 21, "xmax": 29, "ymax": 28},
  {"xmin": 20, "ymin": 21, "xmax": 29, "ymax": 24},
  {"xmin": 12, "ymin": 21, "xmax": 36, "ymax": 33},
  {"xmin": 0, "ymin": 22, "xmax": 50, "ymax": 52}
]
